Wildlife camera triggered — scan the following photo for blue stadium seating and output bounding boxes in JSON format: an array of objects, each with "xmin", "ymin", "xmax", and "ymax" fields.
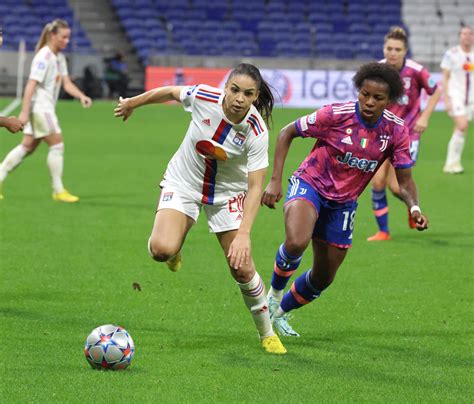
[
  {"xmin": 0, "ymin": 0, "xmax": 93, "ymax": 53},
  {"xmin": 107, "ymin": 0, "xmax": 402, "ymax": 63}
]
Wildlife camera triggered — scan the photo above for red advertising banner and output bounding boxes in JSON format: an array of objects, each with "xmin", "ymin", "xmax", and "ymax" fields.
[{"xmin": 145, "ymin": 67, "xmax": 231, "ymax": 91}]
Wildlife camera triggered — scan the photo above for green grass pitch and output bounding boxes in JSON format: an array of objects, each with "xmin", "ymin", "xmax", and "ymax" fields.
[{"xmin": 0, "ymin": 99, "xmax": 472, "ymax": 402}]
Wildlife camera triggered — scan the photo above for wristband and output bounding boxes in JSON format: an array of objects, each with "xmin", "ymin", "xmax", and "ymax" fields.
[{"xmin": 410, "ymin": 205, "xmax": 421, "ymax": 214}]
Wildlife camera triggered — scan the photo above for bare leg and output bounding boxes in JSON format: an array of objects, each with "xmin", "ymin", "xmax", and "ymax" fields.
[
  {"xmin": 148, "ymin": 208, "xmax": 194, "ymax": 262},
  {"xmin": 309, "ymin": 239, "xmax": 348, "ymax": 292}
]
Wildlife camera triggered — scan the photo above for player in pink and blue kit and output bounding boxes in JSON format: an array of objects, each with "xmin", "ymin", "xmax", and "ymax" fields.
[
  {"xmin": 261, "ymin": 63, "xmax": 429, "ymax": 337},
  {"xmin": 368, "ymin": 27, "xmax": 441, "ymax": 241}
]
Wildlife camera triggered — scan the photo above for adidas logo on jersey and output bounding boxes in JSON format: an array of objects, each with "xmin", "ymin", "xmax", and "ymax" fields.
[
  {"xmin": 341, "ymin": 136, "xmax": 353, "ymax": 145},
  {"xmin": 202, "ymin": 118, "xmax": 211, "ymax": 126}
]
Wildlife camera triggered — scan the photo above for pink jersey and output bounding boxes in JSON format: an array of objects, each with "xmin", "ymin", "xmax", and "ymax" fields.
[
  {"xmin": 381, "ymin": 58, "xmax": 437, "ymax": 139},
  {"xmin": 294, "ymin": 102, "xmax": 413, "ymax": 203}
]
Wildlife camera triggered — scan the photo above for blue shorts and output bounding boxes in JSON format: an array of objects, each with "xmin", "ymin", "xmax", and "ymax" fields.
[{"xmin": 284, "ymin": 176, "xmax": 358, "ymax": 248}]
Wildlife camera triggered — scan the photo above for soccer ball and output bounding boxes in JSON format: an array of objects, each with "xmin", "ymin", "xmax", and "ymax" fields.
[{"xmin": 84, "ymin": 324, "xmax": 135, "ymax": 370}]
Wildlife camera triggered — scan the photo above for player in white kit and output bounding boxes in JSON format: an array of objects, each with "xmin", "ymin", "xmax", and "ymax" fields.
[
  {"xmin": 441, "ymin": 26, "xmax": 474, "ymax": 174},
  {"xmin": 0, "ymin": 19, "xmax": 92, "ymax": 201},
  {"xmin": 114, "ymin": 63, "xmax": 287, "ymax": 354}
]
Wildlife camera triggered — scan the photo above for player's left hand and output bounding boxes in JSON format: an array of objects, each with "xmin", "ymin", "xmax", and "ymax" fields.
[
  {"xmin": 114, "ymin": 96, "xmax": 133, "ymax": 121},
  {"xmin": 414, "ymin": 116, "xmax": 428, "ymax": 133},
  {"xmin": 227, "ymin": 232, "xmax": 251, "ymax": 269},
  {"xmin": 412, "ymin": 211, "xmax": 429, "ymax": 231},
  {"xmin": 80, "ymin": 95, "xmax": 92, "ymax": 108}
]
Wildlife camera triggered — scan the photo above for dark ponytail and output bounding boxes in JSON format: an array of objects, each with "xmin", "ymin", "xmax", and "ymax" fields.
[{"xmin": 228, "ymin": 63, "xmax": 274, "ymax": 127}]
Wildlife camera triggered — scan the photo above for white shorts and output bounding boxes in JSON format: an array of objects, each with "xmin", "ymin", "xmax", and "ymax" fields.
[
  {"xmin": 449, "ymin": 97, "xmax": 474, "ymax": 120},
  {"xmin": 23, "ymin": 110, "xmax": 62, "ymax": 138},
  {"xmin": 157, "ymin": 186, "xmax": 246, "ymax": 233}
]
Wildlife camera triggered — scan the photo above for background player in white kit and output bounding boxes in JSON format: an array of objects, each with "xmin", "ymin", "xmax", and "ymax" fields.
[
  {"xmin": 114, "ymin": 63, "xmax": 287, "ymax": 355},
  {"xmin": 0, "ymin": 19, "xmax": 92, "ymax": 201},
  {"xmin": 441, "ymin": 26, "xmax": 474, "ymax": 174}
]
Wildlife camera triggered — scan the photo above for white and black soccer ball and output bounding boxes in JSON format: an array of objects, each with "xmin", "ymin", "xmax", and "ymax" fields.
[{"xmin": 84, "ymin": 324, "xmax": 135, "ymax": 370}]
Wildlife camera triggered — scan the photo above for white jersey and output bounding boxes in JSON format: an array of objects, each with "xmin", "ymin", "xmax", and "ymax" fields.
[
  {"xmin": 29, "ymin": 46, "xmax": 68, "ymax": 111},
  {"xmin": 440, "ymin": 45, "xmax": 474, "ymax": 105},
  {"xmin": 161, "ymin": 84, "xmax": 269, "ymax": 205}
]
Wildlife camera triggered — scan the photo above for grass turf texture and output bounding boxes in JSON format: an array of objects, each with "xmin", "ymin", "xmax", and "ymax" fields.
[{"xmin": 0, "ymin": 100, "xmax": 472, "ymax": 402}]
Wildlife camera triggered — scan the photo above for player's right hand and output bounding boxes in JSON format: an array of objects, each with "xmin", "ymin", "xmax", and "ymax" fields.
[
  {"xmin": 261, "ymin": 181, "xmax": 282, "ymax": 209},
  {"xmin": 114, "ymin": 96, "xmax": 133, "ymax": 121}
]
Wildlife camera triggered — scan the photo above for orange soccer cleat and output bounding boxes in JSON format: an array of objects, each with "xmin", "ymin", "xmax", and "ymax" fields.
[
  {"xmin": 367, "ymin": 231, "xmax": 391, "ymax": 241},
  {"xmin": 408, "ymin": 210, "xmax": 417, "ymax": 229}
]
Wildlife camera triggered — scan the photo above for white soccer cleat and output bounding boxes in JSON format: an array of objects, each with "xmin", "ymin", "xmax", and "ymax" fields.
[
  {"xmin": 443, "ymin": 163, "xmax": 464, "ymax": 174},
  {"xmin": 270, "ymin": 310, "xmax": 300, "ymax": 338}
]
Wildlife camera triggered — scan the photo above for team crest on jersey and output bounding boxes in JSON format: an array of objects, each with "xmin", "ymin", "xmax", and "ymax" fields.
[
  {"xmin": 307, "ymin": 112, "xmax": 317, "ymax": 124},
  {"xmin": 36, "ymin": 62, "xmax": 46, "ymax": 70},
  {"xmin": 379, "ymin": 134, "xmax": 390, "ymax": 152},
  {"xmin": 346, "ymin": 128, "xmax": 352, "ymax": 134},
  {"xmin": 403, "ymin": 77, "xmax": 411, "ymax": 89},
  {"xmin": 398, "ymin": 94, "xmax": 409, "ymax": 105},
  {"xmin": 233, "ymin": 132, "xmax": 246, "ymax": 147},
  {"xmin": 162, "ymin": 192, "xmax": 173, "ymax": 202}
]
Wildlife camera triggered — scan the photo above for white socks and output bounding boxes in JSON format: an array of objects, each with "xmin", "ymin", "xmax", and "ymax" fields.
[
  {"xmin": 47, "ymin": 142, "xmax": 64, "ymax": 193},
  {"xmin": 237, "ymin": 272, "xmax": 274, "ymax": 338},
  {"xmin": 0, "ymin": 144, "xmax": 28, "ymax": 182},
  {"xmin": 445, "ymin": 130, "xmax": 465, "ymax": 166},
  {"xmin": 267, "ymin": 287, "xmax": 284, "ymax": 301}
]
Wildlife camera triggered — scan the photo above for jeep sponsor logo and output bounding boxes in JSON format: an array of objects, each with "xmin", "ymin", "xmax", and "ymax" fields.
[{"xmin": 336, "ymin": 152, "xmax": 378, "ymax": 172}]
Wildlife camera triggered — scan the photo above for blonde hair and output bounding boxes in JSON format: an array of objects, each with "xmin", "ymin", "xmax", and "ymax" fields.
[
  {"xmin": 384, "ymin": 26, "xmax": 408, "ymax": 48},
  {"xmin": 35, "ymin": 19, "xmax": 69, "ymax": 53}
]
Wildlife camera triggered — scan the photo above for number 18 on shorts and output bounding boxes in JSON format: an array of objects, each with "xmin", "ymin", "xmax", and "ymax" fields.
[{"xmin": 285, "ymin": 176, "xmax": 357, "ymax": 248}]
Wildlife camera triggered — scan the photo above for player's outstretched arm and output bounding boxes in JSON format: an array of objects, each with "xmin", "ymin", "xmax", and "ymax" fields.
[
  {"xmin": 114, "ymin": 86, "xmax": 184, "ymax": 122},
  {"xmin": 261, "ymin": 122, "xmax": 298, "ymax": 209},
  {"xmin": 395, "ymin": 167, "xmax": 429, "ymax": 231}
]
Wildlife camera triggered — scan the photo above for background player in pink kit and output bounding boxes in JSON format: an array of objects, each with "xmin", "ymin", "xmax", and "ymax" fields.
[
  {"xmin": 261, "ymin": 63, "xmax": 429, "ymax": 338},
  {"xmin": 114, "ymin": 63, "xmax": 286, "ymax": 354},
  {"xmin": 368, "ymin": 27, "xmax": 441, "ymax": 241}
]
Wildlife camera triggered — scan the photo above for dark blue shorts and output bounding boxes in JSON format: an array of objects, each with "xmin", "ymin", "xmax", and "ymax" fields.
[{"xmin": 284, "ymin": 176, "xmax": 358, "ymax": 248}]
